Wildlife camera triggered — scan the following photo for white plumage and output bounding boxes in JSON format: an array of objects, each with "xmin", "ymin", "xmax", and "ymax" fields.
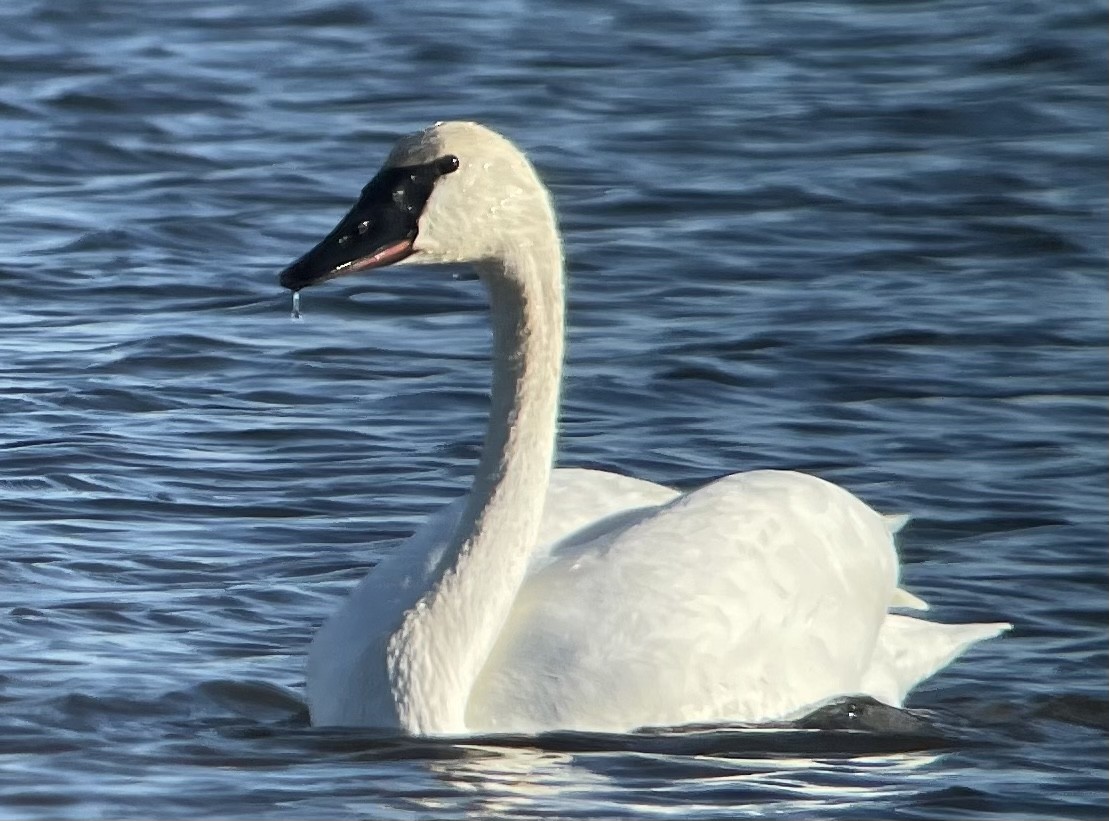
[{"xmin": 294, "ymin": 122, "xmax": 1009, "ymax": 736}]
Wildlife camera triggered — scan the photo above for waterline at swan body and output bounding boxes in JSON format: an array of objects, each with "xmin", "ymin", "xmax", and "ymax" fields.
[{"xmin": 278, "ymin": 121, "xmax": 1009, "ymax": 736}]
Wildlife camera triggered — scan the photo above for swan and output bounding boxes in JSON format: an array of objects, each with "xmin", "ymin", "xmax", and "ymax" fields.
[{"xmin": 278, "ymin": 121, "xmax": 1009, "ymax": 736}]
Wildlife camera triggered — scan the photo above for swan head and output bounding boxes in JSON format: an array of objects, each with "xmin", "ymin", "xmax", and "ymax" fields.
[{"xmin": 278, "ymin": 121, "xmax": 557, "ymax": 291}]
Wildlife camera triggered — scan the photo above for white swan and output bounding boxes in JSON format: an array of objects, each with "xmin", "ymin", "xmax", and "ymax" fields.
[{"xmin": 278, "ymin": 121, "xmax": 1009, "ymax": 736}]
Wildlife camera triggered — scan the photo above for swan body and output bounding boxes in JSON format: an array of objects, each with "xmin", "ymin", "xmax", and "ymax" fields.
[{"xmin": 279, "ymin": 121, "xmax": 1009, "ymax": 735}]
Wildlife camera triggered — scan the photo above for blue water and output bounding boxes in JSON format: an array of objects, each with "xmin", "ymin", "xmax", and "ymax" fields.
[{"xmin": 1, "ymin": 0, "xmax": 1106, "ymax": 818}]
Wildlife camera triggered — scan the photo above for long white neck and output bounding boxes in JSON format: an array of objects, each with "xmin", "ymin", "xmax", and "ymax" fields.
[{"xmin": 387, "ymin": 237, "xmax": 564, "ymax": 735}]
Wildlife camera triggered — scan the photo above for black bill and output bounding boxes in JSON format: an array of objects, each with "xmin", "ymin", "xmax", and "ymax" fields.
[{"xmin": 278, "ymin": 154, "xmax": 459, "ymax": 291}]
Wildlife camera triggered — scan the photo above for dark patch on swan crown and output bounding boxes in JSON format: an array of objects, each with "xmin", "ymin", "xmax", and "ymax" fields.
[{"xmin": 277, "ymin": 154, "xmax": 460, "ymax": 291}]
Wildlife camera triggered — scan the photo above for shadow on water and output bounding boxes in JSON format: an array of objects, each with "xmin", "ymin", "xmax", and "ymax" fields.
[
  {"xmin": 118, "ymin": 686, "xmax": 1100, "ymax": 819},
  {"xmin": 194, "ymin": 692, "xmax": 962, "ymax": 760},
  {"xmin": 15, "ymin": 678, "xmax": 1107, "ymax": 819},
  {"xmin": 40, "ymin": 673, "xmax": 1108, "ymax": 765}
]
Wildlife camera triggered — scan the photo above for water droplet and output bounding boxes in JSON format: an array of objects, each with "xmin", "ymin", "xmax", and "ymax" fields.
[{"xmin": 291, "ymin": 290, "xmax": 302, "ymax": 320}]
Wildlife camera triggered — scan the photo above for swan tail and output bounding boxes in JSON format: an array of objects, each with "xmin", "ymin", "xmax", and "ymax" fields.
[
  {"xmin": 862, "ymin": 614, "xmax": 1011, "ymax": 705},
  {"xmin": 882, "ymin": 512, "xmax": 912, "ymax": 534},
  {"xmin": 890, "ymin": 587, "xmax": 930, "ymax": 611}
]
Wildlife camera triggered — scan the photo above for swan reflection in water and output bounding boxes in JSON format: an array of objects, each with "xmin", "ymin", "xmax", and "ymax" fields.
[
  {"xmin": 407, "ymin": 727, "xmax": 946, "ymax": 819},
  {"xmin": 277, "ymin": 121, "xmax": 1008, "ymax": 737}
]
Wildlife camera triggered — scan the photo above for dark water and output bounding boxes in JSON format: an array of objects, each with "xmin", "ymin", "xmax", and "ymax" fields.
[{"xmin": 1, "ymin": 0, "xmax": 1106, "ymax": 817}]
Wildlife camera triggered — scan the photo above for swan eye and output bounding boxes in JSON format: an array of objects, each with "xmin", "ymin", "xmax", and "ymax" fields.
[{"xmin": 436, "ymin": 154, "xmax": 460, "ymax": 175}]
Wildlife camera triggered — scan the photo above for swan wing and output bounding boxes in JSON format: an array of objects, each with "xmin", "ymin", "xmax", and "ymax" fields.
[
  {"xmin": 466, "ymin": 469, "xmax": 903, "ymax": 733},
  {"xmin": 535, "ymin": 467, "xmax": 679, "ymax": 559}
]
